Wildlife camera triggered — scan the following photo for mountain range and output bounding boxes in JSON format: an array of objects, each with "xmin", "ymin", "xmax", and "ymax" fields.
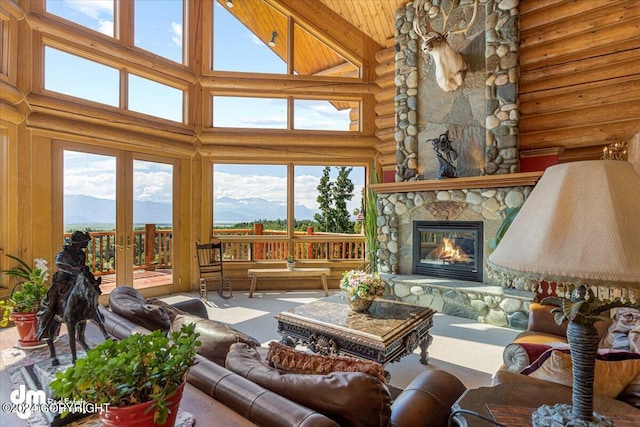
[{"xmin": 64, "ymin": 194, "xmax": 318, "ymax": 225}]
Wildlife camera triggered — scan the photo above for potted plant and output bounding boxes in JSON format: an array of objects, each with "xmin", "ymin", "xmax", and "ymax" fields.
[
  {"xmin": 286, "ymin": 255, "xmax": 296, "ymax": 271},
  {"xmin": 340, "ymin": 269, "xmax": 385, "ymax": 312},
  {"xmin": 50, "ymin": 324, "xmax": 200, "ymax": 426},
  {"xmin": 0, "ymin": 255, "xmax": 50, "ymax": 347}
]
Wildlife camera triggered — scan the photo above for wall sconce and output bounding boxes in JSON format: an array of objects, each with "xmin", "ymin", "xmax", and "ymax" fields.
[
  {"xmin": 269, "ymin": 31, "xmax": 278, "ymax": 47},
  {"xmin": 226, "ymin": 0, "xmax": 233, "ymax": 8}
]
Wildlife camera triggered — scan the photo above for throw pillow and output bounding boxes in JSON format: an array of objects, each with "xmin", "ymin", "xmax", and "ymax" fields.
[
  {"xmin": 226, "ymin": 342, "xmax": 392, "ymax": 427},
  {"xmin": 266, "ymin": 341, "xmax": 387, "ymax": 383},
  {"xmin": 171, "ymin": 314, "xmax": 260, "ymax": 366},
  {"xmin": 108, "ymin": 286, "xmax": 172, "ymax": 332},
  {"xmin": 601, "ymin": 307, "xmax": 640, "ymax": 351},
  {"xmin": 525, "ymin": 349, "xmax": 640, "ymax": 398},
  {"xmin": 502, "ymin": 343, "xmax": 553, "ymax": 373}
]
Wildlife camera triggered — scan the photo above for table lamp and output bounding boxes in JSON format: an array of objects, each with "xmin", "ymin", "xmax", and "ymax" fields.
[{"xmin": 488, "ymin": 160, "xmax": 640, "ymax": 426}]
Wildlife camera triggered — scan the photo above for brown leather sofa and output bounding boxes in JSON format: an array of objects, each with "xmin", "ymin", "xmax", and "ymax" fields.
[{"xmin": 99, "ymin": 287, "xmax": 467, "ymax": 427}]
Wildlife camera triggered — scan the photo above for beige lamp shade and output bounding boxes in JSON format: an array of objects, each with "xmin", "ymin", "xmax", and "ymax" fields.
[{"xmin": 488, "ymin": 160, "xmax": 640, "ymax": 289}]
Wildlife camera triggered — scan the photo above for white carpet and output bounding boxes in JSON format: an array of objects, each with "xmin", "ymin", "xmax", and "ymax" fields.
[{"xmin": 162, "ymin": 289, "xmax": 520, "ymax": 390}]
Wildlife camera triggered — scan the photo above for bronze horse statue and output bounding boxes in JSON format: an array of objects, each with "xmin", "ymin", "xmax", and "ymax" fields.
[{"xmin": 37, "ymin": 266, "xmax": 109, "ymax": 366}]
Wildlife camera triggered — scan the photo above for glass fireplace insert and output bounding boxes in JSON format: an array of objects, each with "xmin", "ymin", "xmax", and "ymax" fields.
[{"xmin": 413, "ymin": 221, "xmax": 483, "ymax": 282}]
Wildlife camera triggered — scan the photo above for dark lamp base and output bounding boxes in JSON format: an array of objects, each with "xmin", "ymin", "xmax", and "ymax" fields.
[{"xmin": 532, "ymin": 403, "xmax": 615, "ymax": 427}]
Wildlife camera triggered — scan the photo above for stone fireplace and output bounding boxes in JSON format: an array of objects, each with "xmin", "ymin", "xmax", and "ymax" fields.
[
  {"xmin": 373, "ymin": 1, "xmax": 535, "ymax": 328},
  {"xmin": 376, "ymin": 182, "xmax": 538, "ymax": 328}
]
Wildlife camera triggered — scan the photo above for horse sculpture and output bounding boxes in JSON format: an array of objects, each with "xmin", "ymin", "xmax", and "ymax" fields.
[{"xmin": 37, "ymin": 266, "xmax": 109, "ymax": 366}]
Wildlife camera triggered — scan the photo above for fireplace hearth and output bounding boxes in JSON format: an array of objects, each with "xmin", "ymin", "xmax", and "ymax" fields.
[{"xmin": 413, "ymin": 221, "xmax": 483, "ymax": 282}]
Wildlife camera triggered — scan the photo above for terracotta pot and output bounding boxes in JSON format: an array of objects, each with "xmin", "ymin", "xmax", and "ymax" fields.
[
  {"xmin": 347, "ymin": 296, "xmax": 374, "ymax": 313},
  {"xmin": 12, "ymin": 312, "xmax": 43, "ymax": 348},
  {"xmin": 100, "ymin": 381, "xmax": 185, "ymax": 427}
]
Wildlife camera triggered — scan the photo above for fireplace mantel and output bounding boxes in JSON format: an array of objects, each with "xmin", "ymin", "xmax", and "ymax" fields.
[{"xmin": 370, "ymin": 172, "xmax": 543, "ymax": 194}]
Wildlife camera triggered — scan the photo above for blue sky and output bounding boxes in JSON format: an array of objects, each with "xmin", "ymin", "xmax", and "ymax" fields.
[{"xmin": 53, "ymin": 1, "xmax": 363, "ymax": 218}]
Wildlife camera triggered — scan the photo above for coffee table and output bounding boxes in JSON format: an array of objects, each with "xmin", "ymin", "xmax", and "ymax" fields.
[{"xmin": 275, "ymin": 294, "xmax": 434, "ymax": 366}]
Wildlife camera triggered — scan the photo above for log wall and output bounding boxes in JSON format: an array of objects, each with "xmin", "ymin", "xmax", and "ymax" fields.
[
  {"xmin": 519, "ymin": 0, "xmax": 640, "ymax": 161},
  {"xmin": 373, "ymin": 43, "xmax": 397, "ymax": 173}
]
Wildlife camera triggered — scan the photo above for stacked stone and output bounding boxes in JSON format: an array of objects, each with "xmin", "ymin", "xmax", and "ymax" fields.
[
  {"xmin": 393, "ymin": 0, "xmax": 521, "ymax": 180},
  {"xmin": 394, "ymin": 4, "xmax": 420, "ymax": 182},
  {"xmin": 485, "ymin": 0, "xmax": 520, "ymax": 174},
  {"xmin": 376, "ymin": 186, "xmax": 531, "ymax": 275},
  {"xmin": 385, "ymin": 277, "xmax": 531, "ymax": 328}
]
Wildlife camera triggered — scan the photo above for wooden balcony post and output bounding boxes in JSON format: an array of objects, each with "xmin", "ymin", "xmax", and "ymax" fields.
[
  {"xmin": 254, "ymin": 223, "xmax": 264, "ymax": 260},
  {"xmin": 145, "ymin": 224, "xmax": 156, "ymax": 269},
  {"xmin": 306, "ymin": 227, "xmax": 314, "ymax": 260}
]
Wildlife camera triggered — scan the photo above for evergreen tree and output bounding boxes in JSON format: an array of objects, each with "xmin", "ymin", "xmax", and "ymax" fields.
[
  {"xmin": 333, "ymin": 167, "xmax": 354, "ymax": 233},
  {"xmin": 313, "ymin": 167, "xmax": 334, "ymax": 232},
  {"xmin": 313, "ymin": 167, "xmax": 355, "ymax": 233}
]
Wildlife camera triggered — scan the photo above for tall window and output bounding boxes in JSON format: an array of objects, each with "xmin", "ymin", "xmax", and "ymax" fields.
[
  {"xmin": 213, "ymin": 97, "xmax": 287, "ymax": 129},
  {"xmin": 134, "ymin": 0, "xmax": 183, "ymax": 64},
  {"xmin": 213, "ymin": 164, "xmax": 288, "ymax": 230},
  {"xmin": 213, "ymin": 1, "xmax": 287, "ymax": 74},
  {"xmin": 293, "ymin": 100, "xmax": 352, "ymax": 131},
  {"xmin": 128, "ymin": 74, "xmax": 184, "ymax": 122},
  {"xmin": 44, "ymin": 47, "xmax": 119, "ymax": 107},
  {"xmin": 212, "ymin": 1, "xmax": 360, "ymax": 78},
  {"xmin": 212, "ymin": 164, "xmax": 365, "ymax": 261},
  {"xmin": 46, "ymin": 0, "xmax": 114, "ymax": 37}
]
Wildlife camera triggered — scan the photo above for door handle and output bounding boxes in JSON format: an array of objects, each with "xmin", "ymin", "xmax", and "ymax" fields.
[{"xmin": 126, "ymin": 236, "xmax": 132, "ymax": 250}]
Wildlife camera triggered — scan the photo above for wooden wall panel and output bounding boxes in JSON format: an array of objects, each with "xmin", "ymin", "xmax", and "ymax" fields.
[{"xmin": 519, "ymin": 0, "xmax": 640, "ymax": 159}]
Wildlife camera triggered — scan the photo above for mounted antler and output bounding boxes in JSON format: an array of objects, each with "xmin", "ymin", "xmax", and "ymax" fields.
[{"xmin": 413, "ymin": 0, "xmax": 479, "ymax": 92}]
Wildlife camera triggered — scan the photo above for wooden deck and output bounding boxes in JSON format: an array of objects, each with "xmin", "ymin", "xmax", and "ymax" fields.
[{"xmin": 99, "ymin": 269, "xmax": 173, "ymax": 294}]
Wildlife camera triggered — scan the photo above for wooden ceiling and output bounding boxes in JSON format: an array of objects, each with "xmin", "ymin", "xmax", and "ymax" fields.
[
  {"xmin": 319, "ymin": 0, "xmax": 405, "ymax": 46},
  {"xmin": 218, "ymin": 0, "xmax": 404, "ymax": 76}
]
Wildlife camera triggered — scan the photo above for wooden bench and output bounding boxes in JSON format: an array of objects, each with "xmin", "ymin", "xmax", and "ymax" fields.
[{"xmin": 247, "ymin": 268, "xmax": 330, "ymax": 298}]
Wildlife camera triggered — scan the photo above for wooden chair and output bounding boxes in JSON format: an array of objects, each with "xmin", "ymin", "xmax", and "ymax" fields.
[{"xmin": 196, "ymin": 239, "xmax": 233, "ymax": 301}]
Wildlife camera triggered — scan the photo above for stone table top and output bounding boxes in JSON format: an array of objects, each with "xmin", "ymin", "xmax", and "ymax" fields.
[{"xmin": 277, "ymin": 294, "xmax": 434, "ymax": 344}]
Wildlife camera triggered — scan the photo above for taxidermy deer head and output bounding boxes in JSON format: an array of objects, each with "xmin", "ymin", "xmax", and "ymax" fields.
[{"xmin": 413, "ymin": 0, "xmax": 479, "ymax": 92}]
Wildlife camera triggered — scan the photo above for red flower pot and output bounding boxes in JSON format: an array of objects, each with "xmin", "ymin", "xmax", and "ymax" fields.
[
  {"xmin": 100, "ymin": 381, "xmax": 185, "ymax": 427},
  {"xmin": 12, "ymin": 312, "xmax": 43, "ymax": 348}
]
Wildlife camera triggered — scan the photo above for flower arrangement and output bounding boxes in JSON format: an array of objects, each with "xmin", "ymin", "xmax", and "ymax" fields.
[
  {"xmin": 0, "ymin": 255, "xmax": 50, "ymax": 326},
  {"xmin": 340, "ymin": 269, "xmax": 385, "ymax": 301}
]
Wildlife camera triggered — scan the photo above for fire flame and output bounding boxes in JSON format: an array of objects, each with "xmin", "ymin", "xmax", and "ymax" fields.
[{"xmin": 436, "ymin": 238, "xmax": 470, "ymax": 264}]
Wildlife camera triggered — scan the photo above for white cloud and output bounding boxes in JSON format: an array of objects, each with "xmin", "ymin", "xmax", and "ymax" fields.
[
  {"xmin": 134, "ymin": 171, "xmax": 173, "ymax": 203},
  {"xmin": 215, "ymin": 171, "xmax": 287, "ymax": 202},
  {"xmin": 250, "ymin": 34, "xmax": 263, "ymax": 46},
  {"xmin": 97, "ymin": 20, "xmax": 113, "ymax": 37},
  {"xmin": 171, "ymin": 22, "xmax": 182, "ymax": 47},
  {"xmin": 64, "ymin": 171, "xmax": 116, "ymax": 200},
  {"xmin": 63, "ymin": 0, "xmax": 112, "ymax": 20},
  {"xmin": 214, "ymin": 171, "xmax": 363, "ymax": 213}
]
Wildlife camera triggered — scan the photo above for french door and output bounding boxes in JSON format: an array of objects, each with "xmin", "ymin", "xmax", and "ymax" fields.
[{"xmin": 55, "ymin": 143, "xmax": 176, "ymax": 294}]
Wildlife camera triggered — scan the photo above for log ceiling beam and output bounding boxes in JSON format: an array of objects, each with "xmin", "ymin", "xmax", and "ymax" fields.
[{"xmin": 202, "ymin": 74, "xmax": 377, "ymax": 97}]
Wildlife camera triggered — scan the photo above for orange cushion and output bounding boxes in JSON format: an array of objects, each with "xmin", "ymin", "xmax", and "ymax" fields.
[
  {"xmin": 266, "ymin": 341, "xmax": 387, "ymax": 383},
  {"xmin": 528, "ymin": 350, "xmax": 640, "ymax": 398}
]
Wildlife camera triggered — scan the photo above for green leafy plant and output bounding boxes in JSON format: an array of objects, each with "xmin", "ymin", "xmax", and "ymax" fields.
[
  {"xmin": 340, "ymin": 269, "xmax": 385, "ymax": 301},
  {"xmin": 363, "ymin": 162, "xmax": 379, "ymax": 274},
  {"xmin": 0, "ymin": 255, "xmax": 50, "ymax": 326},
  {"xmin": 286, "ymin": 255, "xmax": 295, "ymax": 263},
  {"xmin": 49, "ymin": 324, "xmax": 201, "ymax": 425},
  {"xmin": 488, "ymin": 207, "xmax": 520, "ymax": 252}
]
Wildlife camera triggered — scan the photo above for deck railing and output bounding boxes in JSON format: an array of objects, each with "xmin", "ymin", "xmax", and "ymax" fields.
[
  {"xmin": 212, "ymin": 225, "xmax": 365, "ymax": 262},
  {"xmin": 67, "ymin": 224, "xmax": 364, "ymax": 276}
]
